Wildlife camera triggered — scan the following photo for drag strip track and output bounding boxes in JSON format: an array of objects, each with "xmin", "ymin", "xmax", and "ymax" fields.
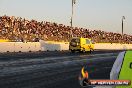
[
  {"xmin": 0, "ymin": 50, "xmax": 123, "ymax": 88},
  {"xmin": 0, "ymin": 50, "xmax": 121, "ymax": 60}
]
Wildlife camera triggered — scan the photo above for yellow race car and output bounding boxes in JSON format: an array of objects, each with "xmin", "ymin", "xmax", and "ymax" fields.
[{"xmin": 69, "ymin": 37, "xmax": 94, "ymax": 53}]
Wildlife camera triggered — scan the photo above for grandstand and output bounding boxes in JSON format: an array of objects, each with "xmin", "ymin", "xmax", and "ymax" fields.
[{"xmin": 0, "ymin": 15, "xmax": 132, "ymax": 43}]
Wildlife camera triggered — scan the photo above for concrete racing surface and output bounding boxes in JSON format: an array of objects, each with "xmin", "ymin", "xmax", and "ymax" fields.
[{"xmin": 0, "ymin": 50, "xmax": 123, "ymax": 88}]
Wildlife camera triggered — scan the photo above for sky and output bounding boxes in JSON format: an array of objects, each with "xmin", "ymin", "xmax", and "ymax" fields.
[{"xmin": 0, "ymin": 0, "xmax": 132, "ymax": 34}]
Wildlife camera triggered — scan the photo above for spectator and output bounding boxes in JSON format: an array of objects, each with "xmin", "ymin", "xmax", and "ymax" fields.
[{"xmin": 0, "ymin": 15, "xmax": 132, "ymax": 43}]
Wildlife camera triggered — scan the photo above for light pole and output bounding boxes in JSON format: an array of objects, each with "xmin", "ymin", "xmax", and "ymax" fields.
[
  {"xmin": 70, "ymin": 0, "xmax": 76, "ymax": 38},
  {"xmin": 122, "ymin": 16, "xmax": 125, "ymax": 36},
  {"xmin": 70, "ymin": 0, "xmax": 76, "ymax": 27}
]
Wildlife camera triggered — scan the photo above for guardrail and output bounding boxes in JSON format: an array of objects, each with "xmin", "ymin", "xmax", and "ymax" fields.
[
  {"xmin": 0, "ymin": 40, "xmax": 132, "ymax": 52},
  {"xmin": 0, "ymin": 42, "xmax": 41, "ymax": 53}
]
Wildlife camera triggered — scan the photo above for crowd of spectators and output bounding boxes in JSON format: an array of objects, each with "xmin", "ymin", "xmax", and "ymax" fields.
[{"xmin": 0, "ymin": 15, "xmax": 132, "ymax": 43}]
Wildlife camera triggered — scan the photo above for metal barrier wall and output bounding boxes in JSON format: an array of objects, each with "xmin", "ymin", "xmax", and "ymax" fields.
[
  {"xmin": 0, "ymin": 42, "xmax": 41, "ymax": 53},
  {"xmin": 0, "ymin": 41, "xmax": 132, "ymax": 52}
]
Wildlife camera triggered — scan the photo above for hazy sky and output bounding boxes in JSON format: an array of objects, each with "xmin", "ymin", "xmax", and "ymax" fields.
[{"xmin": 0, "ymin": 0, "xmax": 132, "ymax": 34}]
